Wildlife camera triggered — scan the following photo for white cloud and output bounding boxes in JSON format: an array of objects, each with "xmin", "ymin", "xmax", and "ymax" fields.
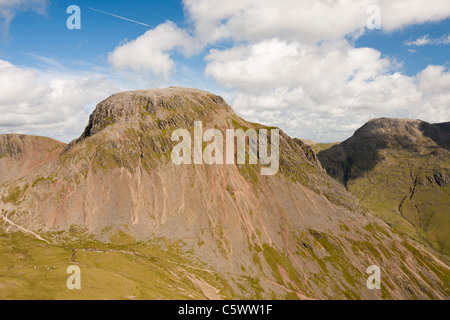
[
  {"xmin": 405, "ymin": 34, "xmax": 450, "ymax": 46},
  {"xmin": 0, "ymin": 0, "xmax": 48, "ymax": 36},
  {"xmin": 184, "ymin": 0, "xmax": 450, "ymax": 43},
  {"xmin": 205, "ymin": 39, "xmax": 450, "ymax": 141},
  {"xmin": 378, "ymin": 0, "xmax": 450, "ymax": 31},
  {"xmin": 415, "ymin": 65, "xmax": 450, "ymax": 121},
  {"xmin": 206, "ymin": 39, "xmax": 391, "ymax": 94},
  {"xmin": 108, "ymin": 21, "xmax": 196, "ymax": 79},
  {"xmin": 0, "ymin": 60, "xmax": 44, "ymax": 104},
  {"xmin": 0, "ymin": 59, "xmax": 120, "ymax": 143},
  {"xmin": 184, "ymin": 0, "xmax": 368, "ymax": 43},
  {"xmin": 108, "ymin": 0, "xmax": 450, "ymax": 80},
  {"xmin": 404, "ymin": 35, "xmax": 432, "ymax": 46}
]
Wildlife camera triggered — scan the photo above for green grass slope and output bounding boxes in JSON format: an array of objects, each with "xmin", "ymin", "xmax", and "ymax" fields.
[{"xmin": 318, "ymin": 118, "xmax": 450, "ymax": 257}]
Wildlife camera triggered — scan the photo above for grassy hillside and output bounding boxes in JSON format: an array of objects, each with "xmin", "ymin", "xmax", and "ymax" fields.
[
  {"xmin": 318, "ymin": 118, "xmax": 450, "ymax": 257},
  {"xmin": 2, "ymin": 223, "xmax": 449, "ymax": 300},
  {"xmin": 0, "ymin": 227, "xmax": 235, "ymax": 300}
]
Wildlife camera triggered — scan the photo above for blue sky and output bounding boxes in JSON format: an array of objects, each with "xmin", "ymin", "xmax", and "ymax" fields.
[
  {"xmin": 0, "ymin": 0, "xmax": 449, "ymax": 143},
  {"xmin": 4, "ymin": 1, "xmax": 184, "ymax": 71},
  {"xmin": 355, "ymin": 19, "xmax": 450, "ymax": 76}
]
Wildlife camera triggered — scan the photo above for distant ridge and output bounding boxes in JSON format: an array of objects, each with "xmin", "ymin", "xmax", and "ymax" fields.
[
  {"xmin": 317, "ymin": 117, "xmax": 450, "ymax": 257},
  {"xmin": 0, "ymin": 134, "xmax": 66, "ymax": 185}
]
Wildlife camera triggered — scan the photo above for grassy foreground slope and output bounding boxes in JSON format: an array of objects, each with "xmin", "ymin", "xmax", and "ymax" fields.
[
  {"xmin": 2, "ymin": 220, "xmax": 450, "ymax": 300},
  {"xmin": 0, "ymin": 226, "xmax": 235, "ymax": 300}
]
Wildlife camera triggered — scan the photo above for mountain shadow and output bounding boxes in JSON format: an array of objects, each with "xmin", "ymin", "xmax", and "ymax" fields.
[{"xmin": 420, "ymin": 121, "xmax": 450, "ymax": 151}]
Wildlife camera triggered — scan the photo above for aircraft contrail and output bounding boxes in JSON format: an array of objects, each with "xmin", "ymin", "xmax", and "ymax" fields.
[{"xmin": 87, "ymin": 7, "xmax": 151, "ymax": 27}]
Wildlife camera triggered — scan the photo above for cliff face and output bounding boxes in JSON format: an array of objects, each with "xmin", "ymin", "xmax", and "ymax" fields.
[
  {"xmin": 317, "ymin": 118, "xmax": 450, "ymax": 257},
  {"xmin": 1, "ymin": 91, "xmax": 449, "ymax": 300}
]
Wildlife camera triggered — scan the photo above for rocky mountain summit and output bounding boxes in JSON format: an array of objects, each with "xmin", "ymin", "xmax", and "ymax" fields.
[{"xmin": 1, "ymin": 90, "xmax": 449, "ymax": 299}]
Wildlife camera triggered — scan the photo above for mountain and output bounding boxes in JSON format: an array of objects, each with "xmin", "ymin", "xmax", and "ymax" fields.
[
  {"xmin": 317, "ymin": 118, "xmax": 450, "ymax": 258},
  {"xmin": 300, "ymin": 139, "xmax": 340, "ymax": 155},
  {"xmin": 0, "ymin": 134, "xmax": 66, "ymax": 186},
  {"xmin": 1, "ymin": 90, "xmax": 449, "ymax": 300}
]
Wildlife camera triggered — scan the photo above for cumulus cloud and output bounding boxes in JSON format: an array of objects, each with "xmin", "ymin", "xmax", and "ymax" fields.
[
  {"xmin": 109, "ymin": 0, "xmax": 450, "ymax": 79},
  {"xmin": 0, "ymin": 60, "xmax": 44, "ymax": 104},
  {"xmin": 0, "ymin": 0, "xmax": 48, "ymax": 36},
  {"xmin": 184, "ymin": 0, "xmax": 450, "ymax": 43},
  {"xmin": 378, "ymin": 0, "xmax": 450, "ymax": 31},
  {"xmin": 205, "ymin": 40, "xmax": 392, "ymax": 94},
  {"xmin": 108, "ymin": 21, "xmax": 196, "ymax": 79},
  {"xmin": 0, "ymin": 59, "xmax": 120, "ymax": 142},
  {"xmin": 415, "ymin": 65, "xmax": 450, "ymax": 120},
  {"xmin": 184, "ymin": 0, "xmax": 368, "ymax": 43},
  {"xmin": 205, "ymin": 39, "xmax": 450, "ymax": 141}
]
